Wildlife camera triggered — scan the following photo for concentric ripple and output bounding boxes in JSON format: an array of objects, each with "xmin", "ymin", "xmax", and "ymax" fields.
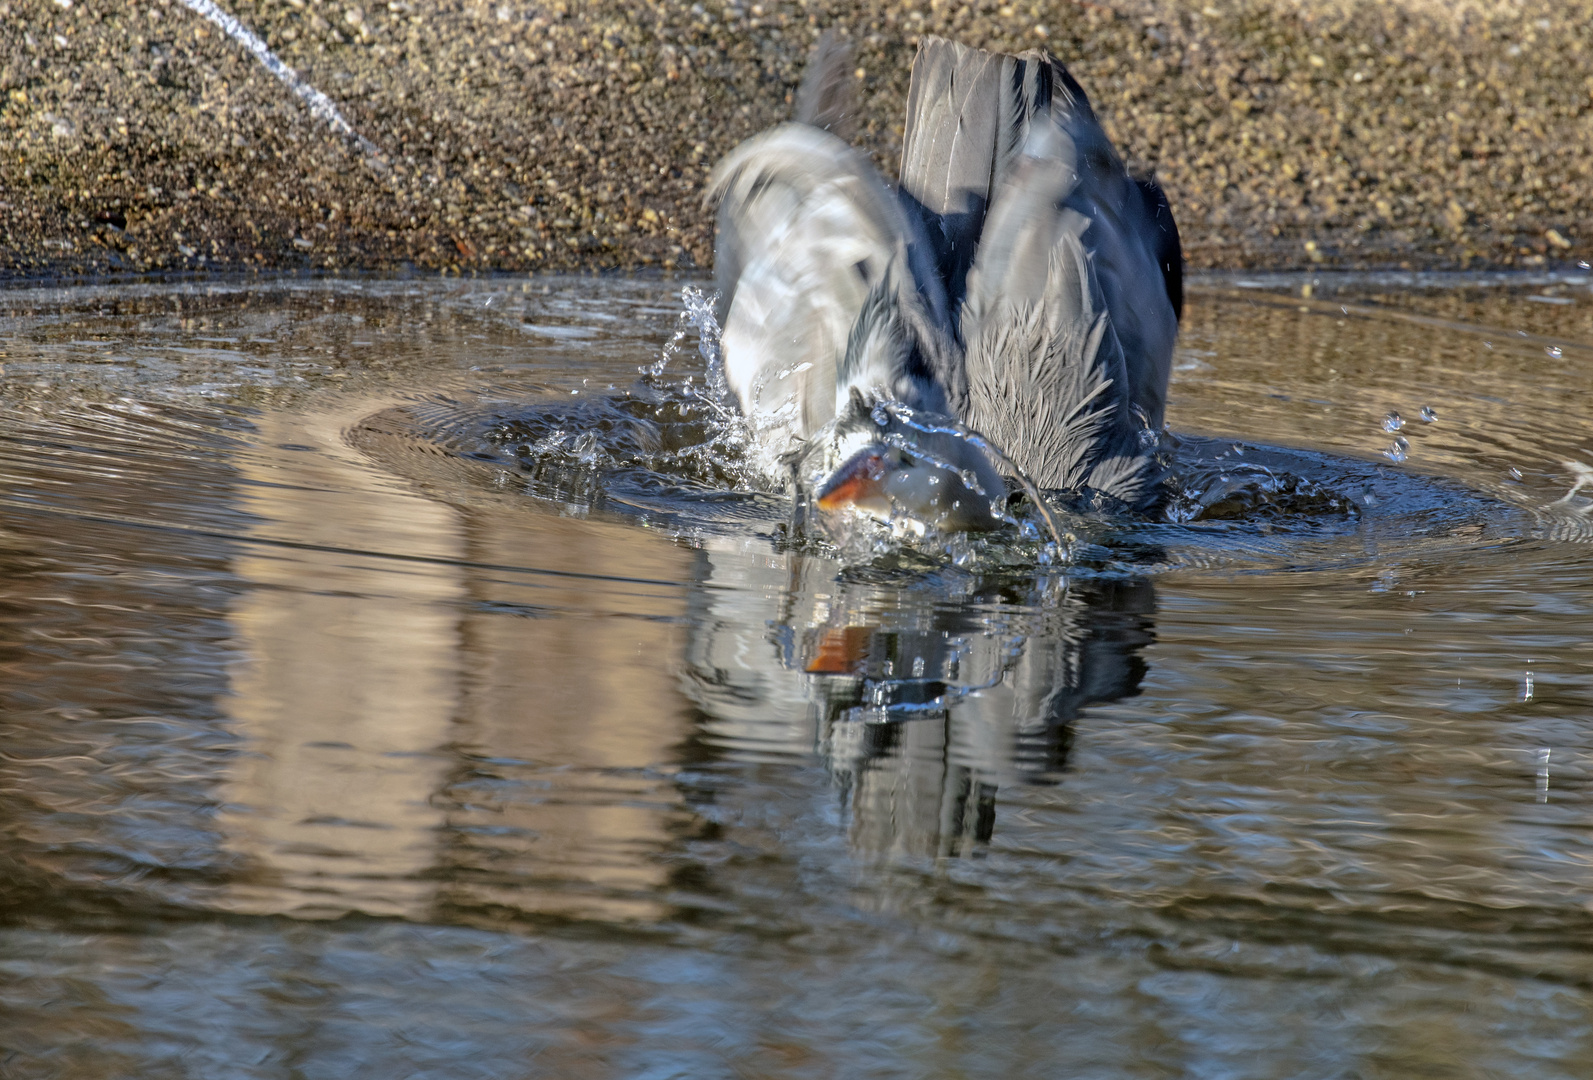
[{"xmin": 352, "ymin": 380, "xmax": 1576, "ymax": 579}]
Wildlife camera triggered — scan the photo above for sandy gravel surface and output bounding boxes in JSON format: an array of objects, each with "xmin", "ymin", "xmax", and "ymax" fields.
[{"xmin": 2, "ymin": 0, "xmax": 1590, "ymax": 278}]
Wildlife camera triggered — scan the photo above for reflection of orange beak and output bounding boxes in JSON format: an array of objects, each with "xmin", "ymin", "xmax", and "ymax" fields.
[
  {"xmin": 804, "ymin": 625, "xmax": 874, "ymax": 674},
  {"xmin": 814, "ymin": 452, "xmax": 888, "ymax": 512}
]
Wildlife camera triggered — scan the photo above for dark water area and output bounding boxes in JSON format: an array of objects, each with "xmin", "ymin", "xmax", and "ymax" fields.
[{"xmin": 2, "ymin": 273, "xmax": 1592, "ymax": 1078}]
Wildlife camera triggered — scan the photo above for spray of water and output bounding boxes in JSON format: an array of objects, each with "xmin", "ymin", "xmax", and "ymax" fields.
[
  {"xmin": 175, "ymin": 0, "xmax": 387, "ymax": 168},
  {"xmin": 648, "ymin": 287, "xmax": 725, "ymax": 386},
  {"xmin": 638, "ymin": 286, "xmax": 777, "ymax": 492}
]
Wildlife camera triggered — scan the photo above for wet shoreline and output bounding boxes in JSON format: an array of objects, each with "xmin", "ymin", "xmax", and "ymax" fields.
[{"xmin": 2, "ymin": 0, "xmax": 1590, "ymax": 280}]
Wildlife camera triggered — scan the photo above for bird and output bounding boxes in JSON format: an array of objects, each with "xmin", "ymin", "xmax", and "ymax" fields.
[{"xmin": 706, "ymin": 34, "xmax": 1182, "ymax": 534}]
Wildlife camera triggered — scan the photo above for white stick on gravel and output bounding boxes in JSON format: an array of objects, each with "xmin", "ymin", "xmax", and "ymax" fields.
[{"xmin": 175, "ymin": 0, "xmax": 387, "ymax": 168}]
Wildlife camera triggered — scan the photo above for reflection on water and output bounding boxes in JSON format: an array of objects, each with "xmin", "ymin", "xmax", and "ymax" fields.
[
  {"xmin": 2, "ymin": 275, "xmax": 1593, "ymax": 1077},
  {"xmin": 220, "ymin": 404, "xmax": 464, "ymax": 921},
  {"xmin": 226, "ymin": 401, "xmax": 700, "ymax": 926},
  {"xmin": 436, "ymin": 507, "xmax": 694, "ymax": 925},
  {"xmin": 685, "ymin": 546, "xmax": 1154, "ymax": 859}
]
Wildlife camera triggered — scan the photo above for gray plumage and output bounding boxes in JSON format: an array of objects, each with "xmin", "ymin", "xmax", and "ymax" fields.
[
  {"xmin": 956, "ymin": 121, "xmax": 1159, "ymax": 503},
  {"xmin": 898, "ymin": 38, "xmax": 1055, "ymax": 317},
  {"xmin": 707, "ymin": 35, "xmax": 1182, "ymax": 518}
]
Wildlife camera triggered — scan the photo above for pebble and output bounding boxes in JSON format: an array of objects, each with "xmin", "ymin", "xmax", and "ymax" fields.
[{"xmin": 1, "ymin": 0, "xmax": 1588, "ymax": 277}]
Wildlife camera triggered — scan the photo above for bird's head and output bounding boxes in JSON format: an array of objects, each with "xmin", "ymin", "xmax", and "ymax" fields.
[{"xmin": 807, "ymin": 394, "xmax": 1007, "ymax": 534}]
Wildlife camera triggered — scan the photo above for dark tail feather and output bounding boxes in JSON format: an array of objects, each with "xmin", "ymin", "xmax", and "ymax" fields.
[{"xmin": 794, "ymin": 33, "xmax": 857, "ymax": 138}]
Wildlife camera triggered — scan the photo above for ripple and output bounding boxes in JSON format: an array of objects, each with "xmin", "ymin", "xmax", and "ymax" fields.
[
  {"xmin": 354, "ymin": 383, "xmax": 1585, "ymax": 581},
  {"xmin": 5, "ymin": 275, "xmax": 1593, "ymax": 1079}
]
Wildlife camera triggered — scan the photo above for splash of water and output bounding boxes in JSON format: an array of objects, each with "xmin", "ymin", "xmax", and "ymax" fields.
[
  {"xmin": 648, "ymin": 286, "xmax": 725, "ymax": 393},
  {"xmin": 1162, "ymin": 461, "xmax": 1360, "ymax": 526},
  {"xmin": 175, "ymin": 0, "xmax": 386, "ymax": 168},
  {"xmin": 630, "ymin": 286, "xmax": 780, "ymax": 494}
]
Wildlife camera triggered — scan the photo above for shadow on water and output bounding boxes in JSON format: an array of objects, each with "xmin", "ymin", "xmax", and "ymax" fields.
[{"xmin": 3, "ymin": 274, "xmax": 1593, "ymax": 1077}]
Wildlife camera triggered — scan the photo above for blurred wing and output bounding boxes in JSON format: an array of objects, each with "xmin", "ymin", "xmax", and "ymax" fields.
[
  {"xmin": 793, "ymin": 31, "xmax": 857, "ymax": 138},
  {"xmin": 707, "ymin": 123, "xmax": 954, "ymax": 477}
]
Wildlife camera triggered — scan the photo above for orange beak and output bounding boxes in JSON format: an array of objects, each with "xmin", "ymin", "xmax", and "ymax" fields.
[{"xmin": 814, "ymin": 451, "xmax": 888, "ymax": 512}]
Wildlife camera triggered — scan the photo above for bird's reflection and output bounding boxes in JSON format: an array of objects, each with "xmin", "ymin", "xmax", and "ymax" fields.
[{"xmin": 682, "ymin": 546, "xmax": 1155, "ymax": 858}]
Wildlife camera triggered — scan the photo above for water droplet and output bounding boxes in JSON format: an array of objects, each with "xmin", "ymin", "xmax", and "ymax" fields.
[
  {"xmin": 1383, "ymin": 437, "xmax": 1409, "ymax": 463},
  {"xmin": 1546, "ymin": 345, "xmax": 1563, "ymax": 358},
  {"xmin": 1483, "ymin": 341, "xmax": 1493, "ymax": 349},
  {"xmin": 1419, "ymin": 406, "xmax": 1437, "ymax": 423},
  {"xmin": 1523, "ymin": 671, "xmax": 1535, "ymax": 702},
  {"xmin": 1580, "ymin": 260, "xmax": 1591, "ymax": 270},
  {"xmin": 1382, "ymin": 412, "xmax": 1404, "ymax": 432},
  {"xmin": 1509, "ymin": 467, "xmax": 1524, "ymax": 481}
]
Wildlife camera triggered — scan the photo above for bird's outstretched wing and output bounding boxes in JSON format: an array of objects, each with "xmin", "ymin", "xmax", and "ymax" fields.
[
  {"xmin": 959, "ymin": 123, "xmax": 1160, "ymax": 507},
  {"xmin": 901, "ymin": 37, "xmax": 1178, "ymax": 507},
  {"xmin": 1047, "ymin": 72, "xmax": 1180, "ymax": 432},
  {"xmin": 902, "ymin": 38, "xmax": 1179, "ymax": 428},
  {"xmin": 707, "ymin": 122, "xmax": 955, "ymax": 478}
]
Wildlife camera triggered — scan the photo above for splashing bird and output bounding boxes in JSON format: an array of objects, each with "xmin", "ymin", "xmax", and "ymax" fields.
[{"xmin": 707, "ymin": 36, "xmax": 1182, "ymax": 534}]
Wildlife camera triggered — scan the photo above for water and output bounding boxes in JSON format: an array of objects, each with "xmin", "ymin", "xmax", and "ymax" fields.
[{"xmin": 2, "ymin": 273, "xmax": 1592, "ymax": 1077}]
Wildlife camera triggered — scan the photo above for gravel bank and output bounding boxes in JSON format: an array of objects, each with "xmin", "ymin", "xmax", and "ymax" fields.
[{"xmin": 3, "ymin": 0, "xmax": 1590, "ymax": 278}]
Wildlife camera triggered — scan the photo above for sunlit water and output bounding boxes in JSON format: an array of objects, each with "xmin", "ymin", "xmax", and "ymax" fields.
[{"xmin": 2, "ymin": 273, "xmax": 1592, "ymax": 1078}]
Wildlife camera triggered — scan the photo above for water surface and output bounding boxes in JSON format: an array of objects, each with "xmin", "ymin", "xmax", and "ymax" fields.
[{"xmin": 1, "ymin": 273, "xmax": 1591, "ymax": 1078}]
